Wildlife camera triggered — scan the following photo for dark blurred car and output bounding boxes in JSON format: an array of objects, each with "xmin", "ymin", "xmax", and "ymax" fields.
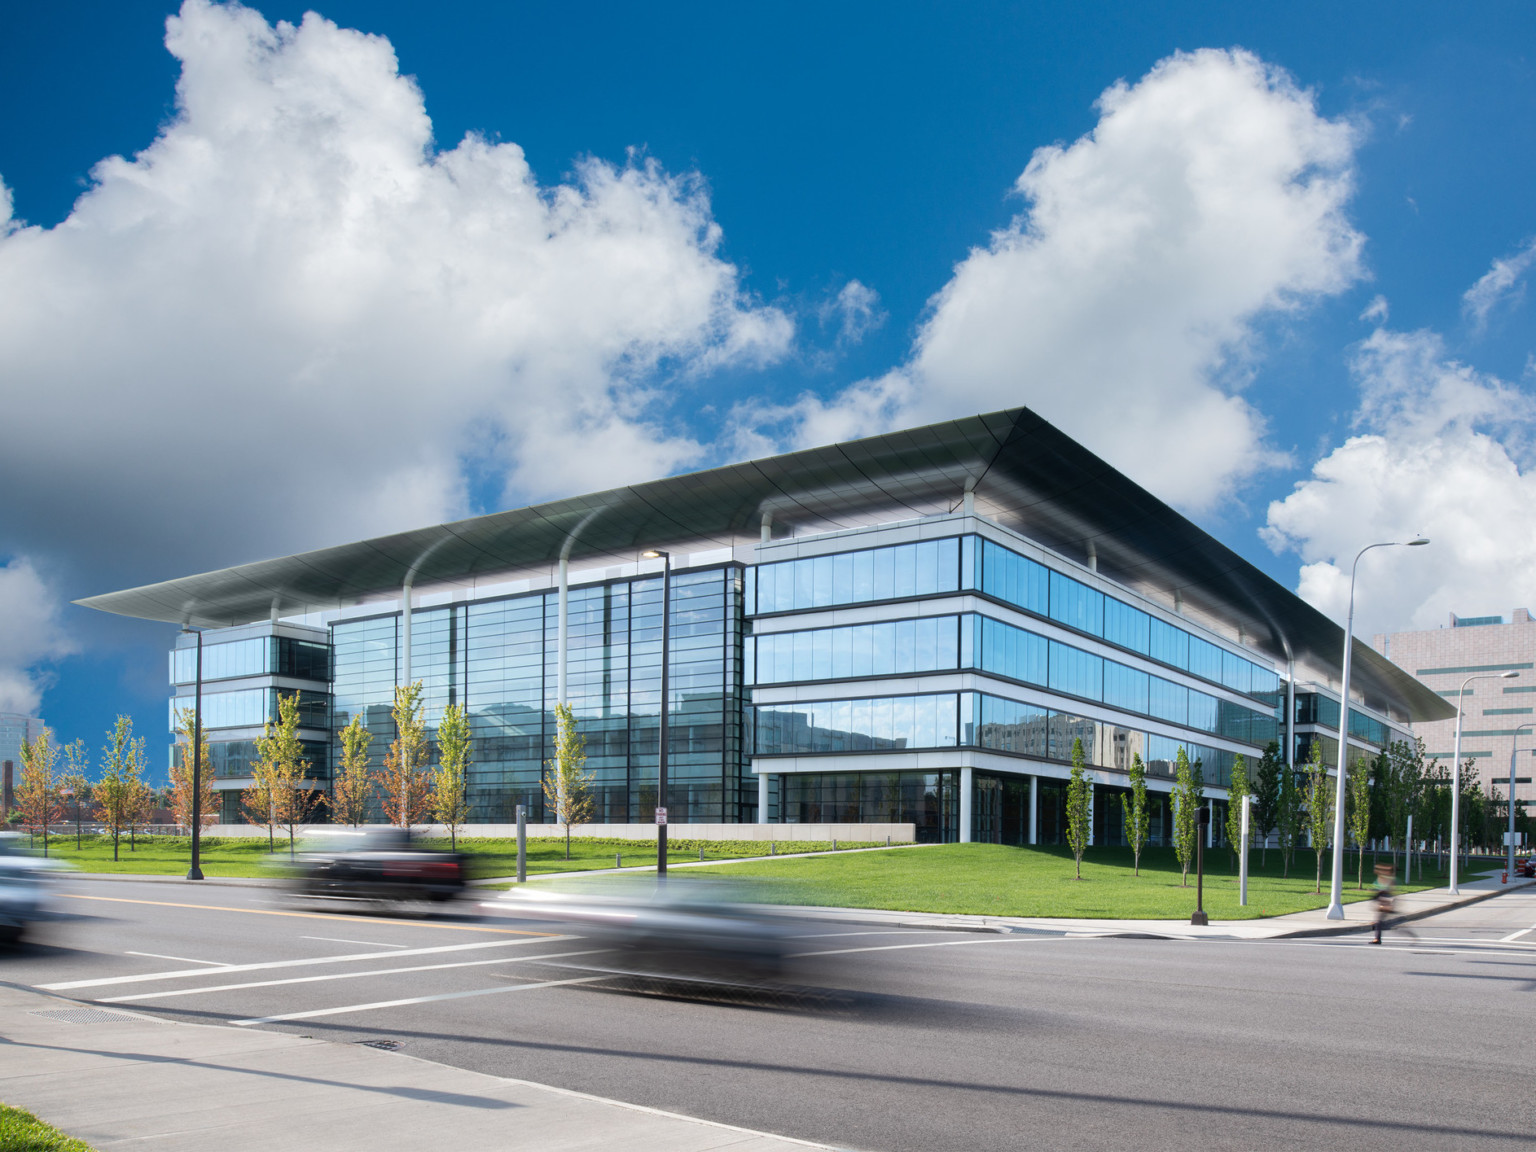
[
  {"xmin": 1515, "ymin": 856, "xmax": 1536, "ymax": 879},
  {"xmin": 287, "ymin": 829, "xmax": 468, "ymax": 905},
  {"xmin": 0, "ymin": 833, "xmax": 65, "ymax": 943}
]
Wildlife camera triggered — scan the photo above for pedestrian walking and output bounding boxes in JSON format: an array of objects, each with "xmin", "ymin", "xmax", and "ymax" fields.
[{"xmin": 1372, "ymin": 863, "xmax": 1394, "ymax": 944}]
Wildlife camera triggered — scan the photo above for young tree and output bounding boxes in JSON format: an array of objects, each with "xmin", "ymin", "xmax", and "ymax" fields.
[
  {"xmin": 431, "ymin": 702, "xmax": 473, "ymax": 850},
  {"xmin": 1122, "ymin": 752, "xmax": 1150, "ymax": 877},
  {"xmin": 1251, "ymin": 741, "xmax": 1281, "ymax": 869},
  {"xmin": 1173, "ymin": 746, "xmax": 1203, "ymax": 888},
  {"xmin": 1224, "ymin": 753, "xmax": 1249, "ymax": 871},
  {"xmin": 331, "ymin": 713, "xmax": 374, "ymax": 827},
  {"xmin": 170, "ymin": 707, "xmax": 219, "ymax": 835},
  {"xmin": 1277, "ymin": 757, "xmax": 1303, "ymax": 878},
  {"xmin": 376, "ymin": 681, "xmax": 432, "ymax": 829},
  {"xmin": 1384, "ymin": 738, "xmax": 1426, "ymax": 873},
  {"xmin": 17, "ymin": 727, "xmax": 67, "ymax": 856},
  {"xmin": 251, "ymin": 692, "xmax": 320, "ymax": 860},
  {"xmin": 1065, "ymin": 737, "xmax": 1091, "ymax": 880},
  {"xmin": 1349, "ymin": 751, "xmax": 1375, "ymax": 891},
  {"xmin": 1303, "ymin": 740, "xmax": 1333, "ymax": 895},
  {"xmin": 60, "ymin": 739, "xmax": 93, "ymax": 850},
  {"xmin": 96, "ymin": 716, "xmax": 146, "ymax": 863},
  {"xmin": 543, "ymin": 703, "xmax": 594, "ymax": 861},
  {"xmin": 241, "ymin": 750, "xmax": 280, "ymax": 852}
]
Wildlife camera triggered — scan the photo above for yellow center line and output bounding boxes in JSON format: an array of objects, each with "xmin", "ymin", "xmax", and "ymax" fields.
[{"xmin": 60, "ymin": 893, "xmax": 553, "ymax": 936}]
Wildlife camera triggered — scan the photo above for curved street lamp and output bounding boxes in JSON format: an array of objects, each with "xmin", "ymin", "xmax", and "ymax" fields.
[
  {"xmin": 1326, "ymin": 538, "xmax": 1429, "ymax": 920},
  {"xmin": 1449, "ymin": 669, "xmax": 1519, "ymax": 893}
]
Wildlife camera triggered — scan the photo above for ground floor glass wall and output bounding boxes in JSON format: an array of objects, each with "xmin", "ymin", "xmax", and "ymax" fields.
[{"xmin": 780, "ymin": 771, "xmax": 958, "ymax": 843}]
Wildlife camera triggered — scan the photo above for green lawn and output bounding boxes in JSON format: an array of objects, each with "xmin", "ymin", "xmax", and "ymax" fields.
[
  {"xmin": 684, "ymin": 842, "xmax": 1469, "ymax": 920},
  {"xmin": 18, "ymin": 831, "xmax": 881, "ymax": 880},
  {"xmin": 0, "ymin": 1104, "xmax": 96, "ymax": 1152}
]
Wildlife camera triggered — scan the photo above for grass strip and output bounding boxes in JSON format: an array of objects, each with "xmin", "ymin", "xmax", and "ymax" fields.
[
  {"xmin": 0, "ymin": 1104, "xmax": 96, "ymax": 1152},
  {"xmin": 683, "ymin": 842, "xmax": 1479, "ymax": 921}
]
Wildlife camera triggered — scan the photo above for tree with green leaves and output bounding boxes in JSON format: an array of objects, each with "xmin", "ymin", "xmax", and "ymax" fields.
[
  {"xmin": 1383, "ymin": 738, "xmax": 1426, "ymax": 873},
  {"xmin": 1303, "ymin": 739, "xmax": 1333, "ymax": 895},
  {"xmin": 1349, "ymin": 751, "xmax": 1376, "ymax": 891},
  {"xmin": 17, "ymin": 727, "xmax": 66, "ymax": 856},
  {"xmin": 1277, "ymin": 757, "xmax": 1303, "ymax": 878},
  {"xmin": 543, "ymin": 703, "xmax": 594, "ymax": 861},
  {"xmin": 1065, "ymin": 737, "xmax": 1091, "ymax": 879},
  {"xmin": 1173, "ymin": 746, "xmax": 1202, "ymax": 888},
  {"xmin": 256, "ymin": 692, "xmax": 321, "ymax": 859},
  {"xmin": 1224, "ymin": 753, "xmax": 1249, "ymax": 871},
  {"xmin": 96, "ymin": 716, "xmax": 146, "ymax": 862},
  {"xmin": 1251, "ymin": 741, "xmax": 1281, "ymax": 869},
  {"xmin": 60, "ymin": 739, "xmax": 92, "ymax": 850},
  {"xmin": 171, "ymin": 707, "xmax": 219, "ymax": 835},
  {"xmin": 331, "ymin": 713, "xmax": 374, "ymax": 827},
  {"xmin": 1122, "ymin": 752, "xmax": 1150, "ymax": 877},
  {"xmin": 376, "ymin": 682, "xmax": 433, "ymax": 829},
  {"xmin": 431, "ymin": 702, "xmax": 473, "ymax": 850}
]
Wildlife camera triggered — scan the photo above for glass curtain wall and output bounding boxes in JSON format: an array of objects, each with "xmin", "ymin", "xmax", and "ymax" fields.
[{"xmin": 330, "ymin": 566, "xmax": 744, "ymax": 825}]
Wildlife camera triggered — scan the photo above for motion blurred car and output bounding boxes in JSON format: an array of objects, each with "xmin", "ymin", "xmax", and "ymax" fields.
[
  {"xmin": 492, "ymin": 877, "xmax": 802, "ymax": 994},
  {"xmin": 285, "ymin": 829, "xmax": 468, "ymax": 906},
  {"xmin": 0, "ymin": 833, "xmax": 67, "ymax": 943},
  {"xmin": 1515, "ymin": 856, "xmax": 1535, "ymax": 879}
]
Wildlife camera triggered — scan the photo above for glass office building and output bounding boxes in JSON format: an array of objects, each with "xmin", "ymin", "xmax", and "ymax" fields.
[{"xmin": 103, "ymin": 407, "xmax": 1450, "ymax": 842}]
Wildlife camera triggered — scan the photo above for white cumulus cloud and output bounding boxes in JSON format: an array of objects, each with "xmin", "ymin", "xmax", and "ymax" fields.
[
  {"xmin": 0, "ymin": 558, "xmax": 76, "ymax": 715},
  {"xmin": 748, "ymin": 48, "xmax": 1364, "ymax": 511},
  {"xmin": 1263, "ymin": 328, "xmax": 1536, "ymax": 634},
  {"xmin": 0, "ymin": 0, "xmax": 789, "ymax": 596},
  {"xmin": 1463, "ymin": 238, "xmax": 1536, "ymax": 332}
]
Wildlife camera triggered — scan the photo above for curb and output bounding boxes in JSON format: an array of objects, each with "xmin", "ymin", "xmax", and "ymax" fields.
[
  {"xmin": 1270, "ymin": 875, "xmax": 1536, "ymax": 939},
  {"xmin": 63, "ymin": 872, "xmax": 278, "ymax": 889}
]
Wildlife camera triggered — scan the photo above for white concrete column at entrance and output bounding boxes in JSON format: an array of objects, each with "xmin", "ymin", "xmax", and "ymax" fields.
[
  {"xmin": 959, "ymin": 767, "xmax": 973, "ymax": 843},
  {"xmin": 758, "ymin": 772, "xmax": 770, "ymax": 824},
  {"xmin": 1028, "ymin": 776, "xmax": 1038, "ymax": 845}
]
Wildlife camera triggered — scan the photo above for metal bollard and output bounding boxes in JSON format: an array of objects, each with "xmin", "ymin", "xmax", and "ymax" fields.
[
  {"xmin": 770, "ymin": 841, "xmax": 775, "ymax": 856},
  {"xmin": 616, "ymin": 853, "xmax": 621, "ymax": 869},
  {"xmin": 699, "ymin": 845, "xmax": 704, "ymax": 862},
  {"xmin": 833, "ymin": 838, "xmax": 838, "ymax": 850}
]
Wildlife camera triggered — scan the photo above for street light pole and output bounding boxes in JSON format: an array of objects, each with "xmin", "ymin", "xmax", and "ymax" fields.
[
  {"xmin": 1504, "ymin": 722, "xmax": 1534, "ymax": 884},
  {"xmin": 1326, "ymin": 539, "xmax": 1429, "ymax": 919},
  {"xmin": 642, "ymin": 550, "xmax": 672, "ymax": 879},
  {"xmin": 1450, "ymin": 669, "xmax": 1519, "ymax": 894},
  {"xmin": 181, "ymin": 626, "xmax": 205, "ymax": 881}
]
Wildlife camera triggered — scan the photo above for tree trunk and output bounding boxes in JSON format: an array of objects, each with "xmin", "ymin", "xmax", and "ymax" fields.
[
  {"xmin": 1134, "ymin": 848, "xmax": 1140, "ymax": 877},
  {"xmin": 1315, "ymin": 848, "xmax": 1324, "ymax": 895},
  {"xmin": 113, "ymin": 829, "xmax": 119, "ymax": 862},
  {"xmin": 565, "ymin": 824, "xmax": 571, "ymax": 861}
]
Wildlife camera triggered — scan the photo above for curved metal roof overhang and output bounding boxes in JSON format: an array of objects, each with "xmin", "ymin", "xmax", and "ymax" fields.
[{"xmin": 77, "ymin": 406, "xmax": 1454, "ymax": 725}]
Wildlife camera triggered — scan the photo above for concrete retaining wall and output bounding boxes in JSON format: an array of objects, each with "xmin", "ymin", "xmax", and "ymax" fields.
[{"xmin": 196, "ymin": 822, "xmax": 915, "ymax": 843}]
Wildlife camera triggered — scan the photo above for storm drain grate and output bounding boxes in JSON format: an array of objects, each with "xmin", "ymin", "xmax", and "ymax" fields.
[
  {"xmin": 358, "ymin": 1039, "xmax": 401, "ymax": 1051},
  {"xmin": 31, "ymin": 1007, "xmax": 148, "ymax": 1025}
]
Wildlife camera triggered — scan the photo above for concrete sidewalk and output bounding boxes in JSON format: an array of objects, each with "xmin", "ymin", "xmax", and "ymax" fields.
[
  {"xmin": 0, "ymin": 984, "xmax": 843, "ymax": 1152},
  {"xmin": 733, "ymin": 871, "xmax": 1536, "ymax": 941}
]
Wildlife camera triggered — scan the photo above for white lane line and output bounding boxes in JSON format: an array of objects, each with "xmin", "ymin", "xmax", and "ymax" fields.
[
  {"xmin": 1498, "ymin": 926, "xmax": 1536, "ymax": 943},
  {"xmin": 99, "ymin": 949, "xmax": 606, "ymax": 1003},
  {"xmin": 789, "ymin": 935, "xmax": 1052, "ymax": 958},
  {"xmin": 301, "ymin": 936, "xmax": 408, "ymax": 948},
  {"xmin": 790, "ymin": 929, "xmax": 962, "ymax": 940},
  {"xmin": 125, "ymin": 951, "xmax": 226, "ymax": 966},
  {"xmin": 231, "ymin": 975, "xmax": 602, "ymax": 1025},
  {"xmin": 39, "ymin": 936, "xmax": 572, "ymax": 992}
]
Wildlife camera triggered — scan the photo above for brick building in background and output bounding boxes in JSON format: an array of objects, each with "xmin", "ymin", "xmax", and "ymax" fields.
[{"xmin": 1372, "ymin": 610, "xmax": 1536, "ymax": 805}]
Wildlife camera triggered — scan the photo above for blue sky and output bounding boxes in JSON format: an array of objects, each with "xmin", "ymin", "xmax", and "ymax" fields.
[{"xmin": 2, "ymin": 1, "xmax": 1533, "ymax": 776}]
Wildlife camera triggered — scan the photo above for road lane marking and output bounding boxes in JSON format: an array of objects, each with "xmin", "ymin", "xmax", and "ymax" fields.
[
  {"xmin": 60, "ymin": 893, "xmax": 552, "ymax": 936},
  {"xmin": 301, "ymin": 936, "xmax": 407, "ymax": 948},
  {"xmin": 125, "ymin": 951, "xmax": 225, "ymax": 966},
  {"xmin": 99, "ymin": 948, "xmax": 606, "ymax": 1002},
  {"xmin": 789, "ymin": 935, "xmax": 1055, "ymax": 958},
  {"xmin": 38, "ymin": 936, "xmax": 573, "ymax": 991},
  {"xmin": 1498, "ymin": 925, "xmax": 1536, "ymax": 942},
  {"xmin": 231, "ymin": 975, "xmax": 603, "ymax": 1025}
]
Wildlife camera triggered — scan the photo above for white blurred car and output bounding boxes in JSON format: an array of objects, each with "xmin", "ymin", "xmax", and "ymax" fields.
[{"xmin": 0, "ymin": 833, "xmax": 69, "ymax": 943}]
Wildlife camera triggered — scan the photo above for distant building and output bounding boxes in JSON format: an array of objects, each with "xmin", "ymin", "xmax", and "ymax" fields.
[
  {"xmin": 1372, "ymin": 610, "xmax": 1536, "ymax": 805},
  {"xmin": 0, "ymin": 712, "xmax": 46, "ymax": 814}
]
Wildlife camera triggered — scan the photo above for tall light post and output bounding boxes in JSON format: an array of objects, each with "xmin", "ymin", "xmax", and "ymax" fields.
[
  {"xmin": 180, "ymin": 625, "xmax": 205, "ymax": 881},
  {"xmin": 641, "ymin": 549, "xmax": 672, "ymax": 878},
  {"xmin": 1504, "ymin": 722, "xmax": 1534, "ymax": 884},
  {"xmin": 1326, "ymin": 538, "xmax": 1429, "ymax": 919},
  {"xmin": 1450, "ymin": 669, "xmax": 1519, "ymax": 893}
]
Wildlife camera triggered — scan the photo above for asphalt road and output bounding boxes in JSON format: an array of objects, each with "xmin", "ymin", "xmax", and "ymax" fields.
[{"xmin": 5, "ymin": 876, "xmax": 1536, "ymax": 1151}]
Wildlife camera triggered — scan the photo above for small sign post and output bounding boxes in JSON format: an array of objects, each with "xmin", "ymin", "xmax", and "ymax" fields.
[{"xmin": 1239, "ymin": 795, "xmax": 1251, "ymax": 907}]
